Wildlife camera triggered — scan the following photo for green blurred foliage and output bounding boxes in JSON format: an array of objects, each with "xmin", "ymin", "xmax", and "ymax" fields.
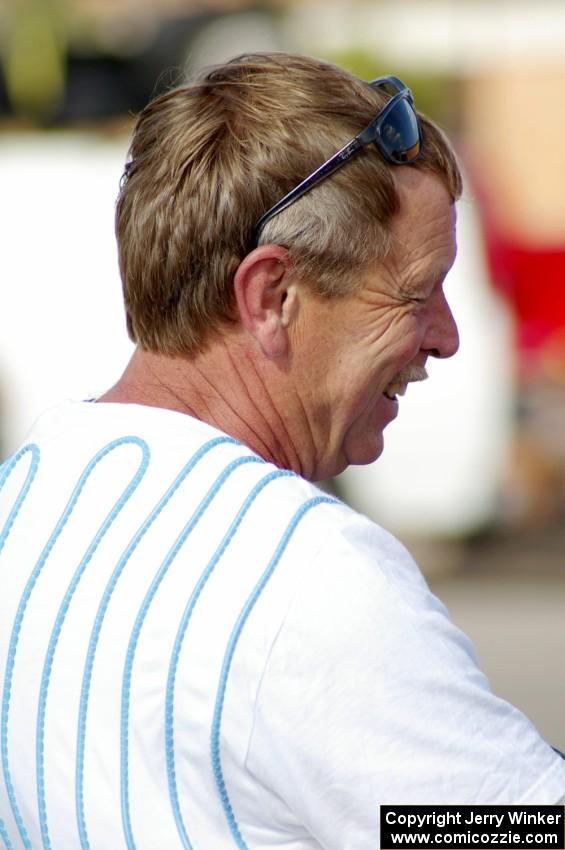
[
  {"xmin": 321, "ymin": 47, "xmax": 461, "ymax": 132},
  {"xmin": 1, "ymin": 0, "xmax": 67, "ymax": 121}
]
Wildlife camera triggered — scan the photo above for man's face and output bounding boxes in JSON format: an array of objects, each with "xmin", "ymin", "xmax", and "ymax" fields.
[{"xmin": 292, "ymin": 168, "xmax": 459, "ymax": 480}]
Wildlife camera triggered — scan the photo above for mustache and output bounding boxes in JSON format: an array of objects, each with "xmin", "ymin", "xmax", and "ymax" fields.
[{"xmin": 390, "ymin": 364, "xmax": 428, "ymax": 385}]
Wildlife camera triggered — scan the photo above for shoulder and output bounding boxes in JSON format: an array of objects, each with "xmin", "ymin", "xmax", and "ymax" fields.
[
  {"xmin": 269, "ymin": 493, "xmax": 449, "ymax": 647},
  {"xmin": 265, "ymin": 501, "xmax": 478, "ymax": 682}
]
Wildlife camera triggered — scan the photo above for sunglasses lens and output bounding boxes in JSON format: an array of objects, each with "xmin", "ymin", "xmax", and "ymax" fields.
[{"xmin": 378, "ymin": 98, "xmax": 421, "ymax": 163}]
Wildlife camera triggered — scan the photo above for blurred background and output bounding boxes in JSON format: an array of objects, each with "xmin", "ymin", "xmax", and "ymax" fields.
[{"xmin": 0, "ymin": 0, "xmax": 563, "ymax": 748}]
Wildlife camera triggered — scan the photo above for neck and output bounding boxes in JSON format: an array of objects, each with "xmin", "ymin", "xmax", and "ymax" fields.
[{"xmin": 98, "ymin": 339, "xmax": 318, "ymax": 478}]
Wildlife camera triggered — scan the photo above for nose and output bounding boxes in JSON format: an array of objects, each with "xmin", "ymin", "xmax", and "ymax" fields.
[{"xmin": 423, "ymin": 288, "xmax": 459, "ymax": 359}]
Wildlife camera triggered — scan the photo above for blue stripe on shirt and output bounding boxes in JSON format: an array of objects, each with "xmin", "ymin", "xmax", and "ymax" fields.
[
  {"xmin": 0, "ymin": 445, "xmax": 40, "ymax": 559},
  {"xmin": 0, "ymin": 818, "xmax": 14, "ymax": 850},
  {"xmin": 165, "ymin": 468, "xmax": 295, "ymax": 850},
  {"xmin": 120, "ymin": 454, "xmax": 265, "ymax": 850},
  {"xmin": 36, "ymin": 439, "xmax": 150, "ymax": 850},
  {"xmin": 211, "ymin": 495, "xmax": 337, "ymax": 850},
  {"xmin": 76, "ymin": 436, "xmax": 236, "ymax": 850},
  {"xmin": 2, "ymin": 437, "xmax": 148, "ymax": 850}
]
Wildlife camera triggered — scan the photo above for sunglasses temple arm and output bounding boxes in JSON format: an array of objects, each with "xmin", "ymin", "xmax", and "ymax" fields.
[{"xmin": 252, "ymin": 136, "xmax": 364, "ymax": 247}]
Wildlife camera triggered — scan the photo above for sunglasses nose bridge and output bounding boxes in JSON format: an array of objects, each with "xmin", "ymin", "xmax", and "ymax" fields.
[{"xmin": 369, "ymin": 75, "xmax": 409, "ymax": 98}]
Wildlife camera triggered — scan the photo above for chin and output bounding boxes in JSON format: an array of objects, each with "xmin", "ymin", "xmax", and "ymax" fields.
[
  {"xmin": 319, "ymin": 430, "xmax": 385, "ymax": 480},
  {"xmin": 345, "ymin": 434, "xmax": 385, "ymax": 469}
]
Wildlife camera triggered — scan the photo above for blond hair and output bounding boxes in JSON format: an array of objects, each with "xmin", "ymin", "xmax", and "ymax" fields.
[{"xmin": 116, "ymin": 52, "xmax": 462, "ymax": 354}]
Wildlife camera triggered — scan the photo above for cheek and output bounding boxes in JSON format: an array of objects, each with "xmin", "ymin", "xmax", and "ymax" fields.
[
  {"xmin": 330, "ymin": 309, "xmax": 423, "ymax": 402},
  {"xmin": 365, "ymin": 318, "xmax": 423, "ymax": 374}
]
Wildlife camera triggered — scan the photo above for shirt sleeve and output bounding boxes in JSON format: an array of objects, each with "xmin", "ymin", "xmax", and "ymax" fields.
[{"xmin": 244, "ymin": 512, "xmax": 565, "ymax": 850}]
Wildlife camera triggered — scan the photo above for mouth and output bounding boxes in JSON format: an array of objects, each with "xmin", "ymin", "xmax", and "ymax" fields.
[
  {"xmin": 383, "ymin": 381, "xmax": 408, "ymax": 401},
  {"xmin": 383, "ymin": 365, "xmax": 428, "ymax": 401}
]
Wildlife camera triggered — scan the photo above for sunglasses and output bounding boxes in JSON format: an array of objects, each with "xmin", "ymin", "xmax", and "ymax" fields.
[{"xmin": 251, "ymin": 76, "xmax": 422, "ymax": 248}]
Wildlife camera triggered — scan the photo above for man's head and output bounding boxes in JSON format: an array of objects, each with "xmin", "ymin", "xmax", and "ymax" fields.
[
  {"xmin": 116, "ymin": 52, "xmax": 462, "ymax": 355},
  {"xmin": 115, "ymin": 52, "xmax": 462, "ymax": 479}
]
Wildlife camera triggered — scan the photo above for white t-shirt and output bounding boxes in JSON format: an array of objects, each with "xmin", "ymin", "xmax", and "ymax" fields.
[{"xmin": 0, "ymin": 401, "xmax": 563, "ymax": 850}]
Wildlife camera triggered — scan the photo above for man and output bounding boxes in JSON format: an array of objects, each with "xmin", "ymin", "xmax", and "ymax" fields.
[{"xmin": 0, "ymin": 53, "xmax": 563, "ymax": 850}]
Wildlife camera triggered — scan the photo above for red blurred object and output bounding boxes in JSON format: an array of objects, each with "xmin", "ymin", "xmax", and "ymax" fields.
[
  {"xmin": 467, "ymin": 156, "xmax": 565, "ymax": 377},
  {"xmin": 471, "ymin": 166, "xmax": 565, "ymax": 377},
  {"xmin": 486, "ymin": 235, "xmax": 565, "ymax": 360}
]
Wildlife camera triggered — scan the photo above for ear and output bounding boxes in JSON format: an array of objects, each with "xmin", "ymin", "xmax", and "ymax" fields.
[{"xmin": 233, "ymin": 245, "xmax": 299, "ymax": 358}]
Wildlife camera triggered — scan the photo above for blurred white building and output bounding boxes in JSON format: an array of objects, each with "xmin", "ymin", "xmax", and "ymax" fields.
[{"xmin": 0, "ymin": 134, "xmax": 133, "ymax": 455}]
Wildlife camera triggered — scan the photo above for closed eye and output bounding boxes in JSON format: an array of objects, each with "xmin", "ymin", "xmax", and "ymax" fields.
[{"xmin": 410, "ymin": 275, "xmax": 448, "ymax": 306}]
